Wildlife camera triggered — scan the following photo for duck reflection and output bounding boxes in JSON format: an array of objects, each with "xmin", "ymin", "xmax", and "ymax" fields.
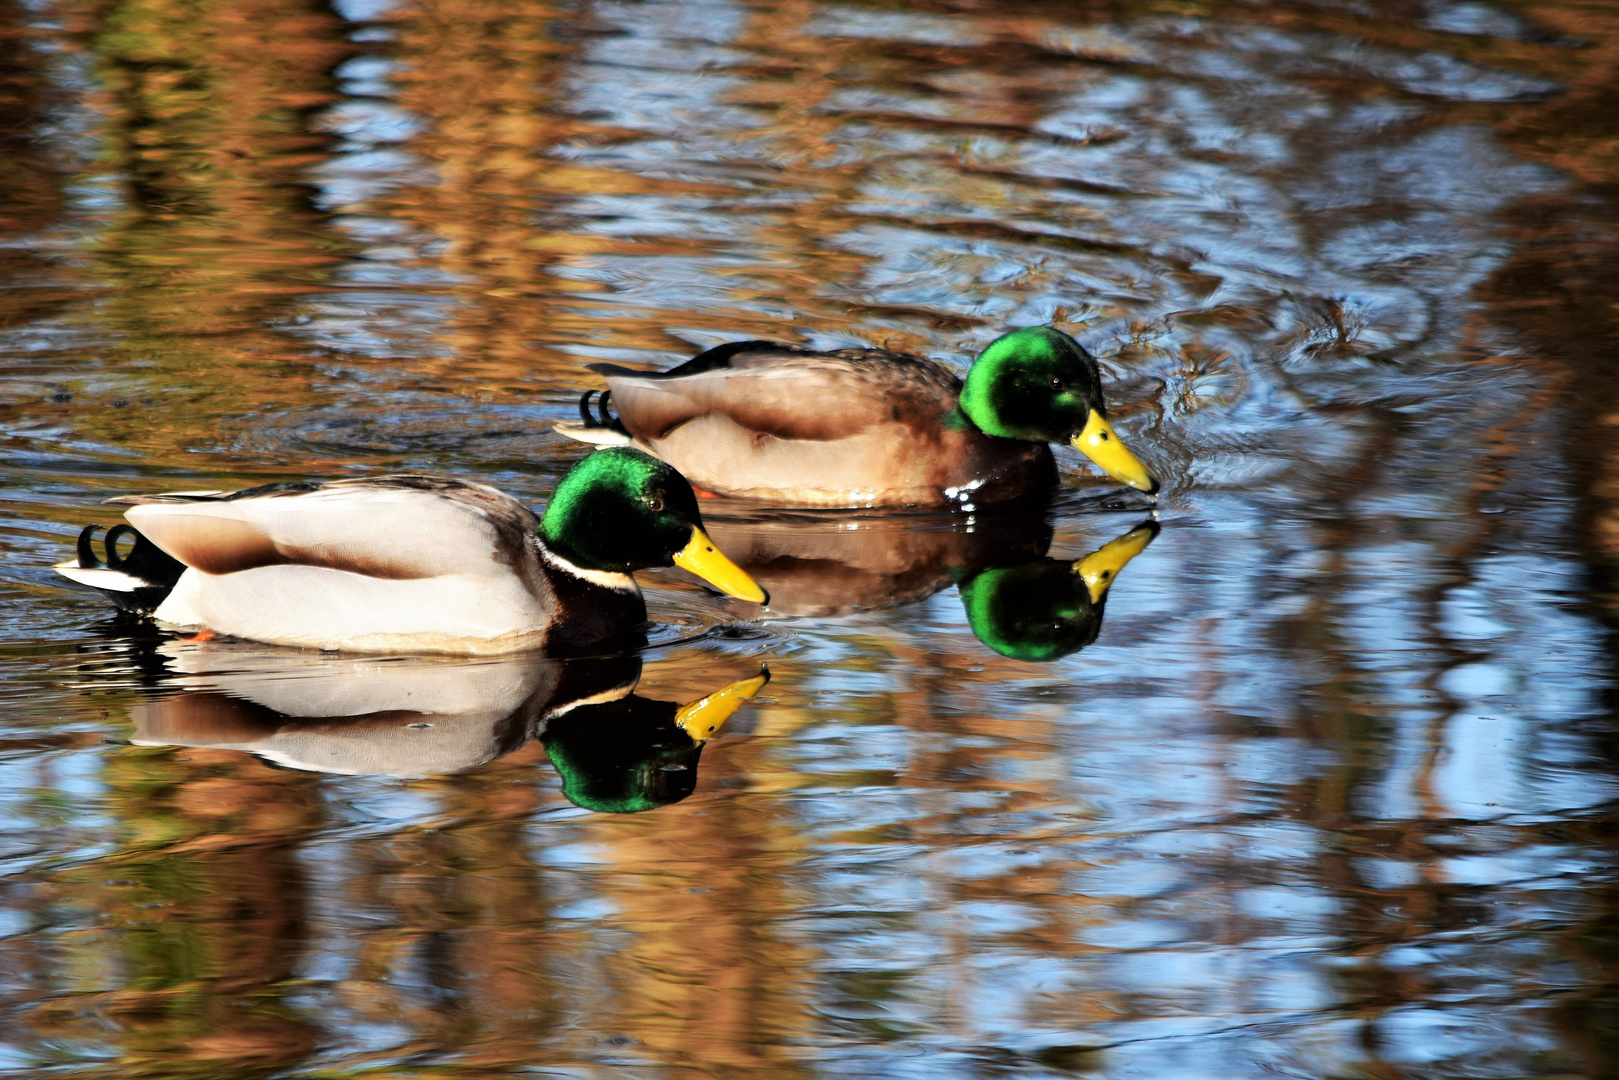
[
  {"xmin": 959, "ymin": 521, "xmax": 1158, "ymax": 661},
  {"xmin": 704, "ymin": 511, "xmax": 1157, "ymax": 661},
  {"xmin": 130, "ymin": 644, "xmax": 769, "ymax": 811},
  {"xmin": 702, "ymin": 506, "xmax": 1052, "ymax": 617},
  {"xmin": 540, "ymin": 670, "xmax": 768, "ymax": 813}
]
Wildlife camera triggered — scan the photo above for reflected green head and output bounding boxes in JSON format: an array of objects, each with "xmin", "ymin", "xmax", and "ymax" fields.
[
  {"xmin": 958, "ymin": 559, "xmax": 1103, "ymax": 662},
  {"xmin": 541, "ymin": 698, "xmax": 701, "ymax": 814},
  {"xmin": 959, "ymin": 327, "xmax": 1105, "ymax": 442},
  {"xmin": 540, "ymin": 448, "xmax": 705, "ymax": 573}
]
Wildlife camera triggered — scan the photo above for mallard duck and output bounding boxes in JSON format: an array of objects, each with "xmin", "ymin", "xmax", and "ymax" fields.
[
  {"xmin": 53, "ymin": 448, "xmax": 766, "ymax": 655},
  {"xmin": 557, "ymin": 326, "xmax": 1158, "ymax": 508}
]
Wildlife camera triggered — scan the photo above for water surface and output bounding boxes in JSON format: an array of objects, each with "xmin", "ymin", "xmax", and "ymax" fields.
[{"xmin": 3, "ymin": 0, "xmax": 1619, "ymax": 1076}]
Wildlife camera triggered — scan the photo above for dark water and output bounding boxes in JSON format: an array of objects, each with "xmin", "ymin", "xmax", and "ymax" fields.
[{"xmin": 4, "ymin": 0, "xmax": 1619, "ymax": 1075}]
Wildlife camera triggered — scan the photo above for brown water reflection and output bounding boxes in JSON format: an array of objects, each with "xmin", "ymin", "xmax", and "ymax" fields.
[{"xmin": 3, "ymin": 0, "xmax": 1619, "ymax": 1076}]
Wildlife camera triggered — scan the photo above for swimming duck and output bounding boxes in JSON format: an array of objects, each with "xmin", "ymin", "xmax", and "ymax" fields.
[
  {"xmin": 557, "ymin": 326, "xmax": 1158, "ymax": 508},
  {"xmin": 53, "ymin": 448, "xmax": 766, "ymax": 655}
]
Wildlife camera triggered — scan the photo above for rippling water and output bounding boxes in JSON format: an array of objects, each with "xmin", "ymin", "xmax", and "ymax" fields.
[{"xmin": 3, "ymin": 0, "xmax": 1619, "ymax": 1075}]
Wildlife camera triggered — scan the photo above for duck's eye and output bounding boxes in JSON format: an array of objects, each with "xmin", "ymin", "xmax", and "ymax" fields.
[
  {"xmin": 646, "ymin": 496, "xmax": 664, "ymax": 512},
  {"xmin": 1049, "ymin": 377, "xmax": 1064, "ymax": 391}
]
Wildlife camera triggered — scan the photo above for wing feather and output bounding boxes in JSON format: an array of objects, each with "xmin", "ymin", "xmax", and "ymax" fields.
[
  {"xmin": 125, "ymin": 476, "xmax": 536, "ymax": 580},
  {"xmin": 598, "ymin": 357, "xmax": 919, "ymax": 442}
]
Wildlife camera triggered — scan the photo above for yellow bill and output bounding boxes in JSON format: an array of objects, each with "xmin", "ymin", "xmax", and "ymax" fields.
[
  {"xmin": 1071, "ymin": 409, "xmax": 1159, "ymax": 494},
  {"xmin": 674, "ymin": 526, "xmax": 769, "ymax": 604},
  {"xmin": 674, "ymin": 668, "xmax": 771, "ymax": 741},
  {"xmin": 1073, "ymin": 521, "xmax": 1159, "ymax": 604}
]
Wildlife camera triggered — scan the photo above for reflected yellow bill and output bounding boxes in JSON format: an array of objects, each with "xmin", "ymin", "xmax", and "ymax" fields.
[
  {"xmin": 674, "ymin": 668, "xmax": 771, "ymax": 741},
  {"xmin": 1073, "ymin": 522, "xmax": 1158, "ymax": 604}
]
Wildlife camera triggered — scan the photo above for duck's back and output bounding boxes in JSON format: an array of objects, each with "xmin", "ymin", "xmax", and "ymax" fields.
[
  {"xmin": 591, "ymin": 343, "xmax": 1054, "ymax": 508},
  {"xmin": 116, "ymin": 477, "xmax": 575, "ymax": 653}
]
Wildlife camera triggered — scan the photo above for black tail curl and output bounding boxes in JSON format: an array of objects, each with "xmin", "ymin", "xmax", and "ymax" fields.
[
  {"xmin": 577, "ymin": 390, "xmax": 629, "ymax": 435},
  {"xmin": 75, "ymin": 523, "xmax": 187, "ymax": 613}
]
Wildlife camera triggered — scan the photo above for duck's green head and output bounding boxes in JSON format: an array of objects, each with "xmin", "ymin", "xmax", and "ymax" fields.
[
  {"xmin": 959, "ymin": 520, "xmax": 1157, "ymax": 661},
  {"xmin": 959, "ymin": 326, "xmax": 1159, "ymax": 494},
  {"xmin": 540, "ymin": 448, "xmax": 767, "ymax": 603}
]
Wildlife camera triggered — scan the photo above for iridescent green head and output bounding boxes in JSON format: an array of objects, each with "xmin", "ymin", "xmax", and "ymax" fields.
[
  {"xmin": 959, "ymin": 521, "xmax": 1157, "ymax": 661},
  {"xmin": 960, "ymin": 327, "xmax": 1103, "ymax": 442},
  {"xmin": 539, "ymin": 448, "xmax": 766, "ymax": 602},
  {"xmin": 959, "ymin": 327, "xmax": 1158, "ymax": 494}
]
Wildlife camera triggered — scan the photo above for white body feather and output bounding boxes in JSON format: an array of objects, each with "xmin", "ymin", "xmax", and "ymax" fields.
[
  {"xmin": 152, "ymin": 565, "xmax": 555, "ymax": 654},
  {"xmin": 553, "ymin": 423, "xmax": 634, "ymax": 447},
  {"xmin": 53, "ymin": 563, "xmax": 146, "ymax": 592}
]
